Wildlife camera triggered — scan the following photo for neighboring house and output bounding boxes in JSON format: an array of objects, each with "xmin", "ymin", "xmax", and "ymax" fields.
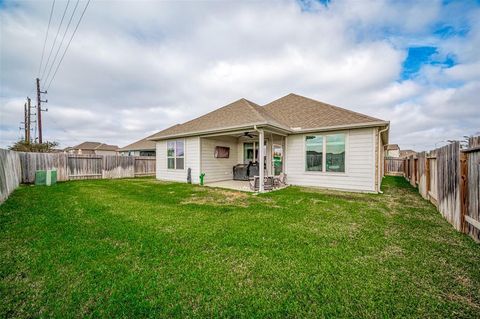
[
  {"xmin": 66, "ymin": 142, "xmax": 118, "ymax": 155},
  {"xmin": 400, "ymin": 149, "xmax": 416, "ymax": 158},
  {"xmin": 385, "ymin": 144, "xmax": 400, "ymax": 157},
  {"xmin": 118, "ymin": 134, "xmax": 157, "ymax": 156},
  {"xmin": 149, "ymin": 93, "xmax": 389, "ymax": 193}
]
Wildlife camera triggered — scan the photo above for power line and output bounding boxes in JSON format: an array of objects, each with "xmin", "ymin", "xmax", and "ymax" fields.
[
  {"xmin": 40, "ymin": 0, "xmax": 71, "ymax": 80},
  {"xmin": 43, "ymin": 0, "xmax": 80, "ymax": 86},
  {"xmin": 37, "ymin": 0, "xmax": 56, "ymax": 77},
  {"xmin": 46, "ymin": 0, "xmax": 91, "ymax": 91}
]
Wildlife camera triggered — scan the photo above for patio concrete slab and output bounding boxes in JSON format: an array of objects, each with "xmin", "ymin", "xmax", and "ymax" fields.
[{"xmin": 205, "ymin": 180, "xmax": 253, "ymax": 192}]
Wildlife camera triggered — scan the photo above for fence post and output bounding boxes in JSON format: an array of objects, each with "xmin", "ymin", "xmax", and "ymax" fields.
[
  {"xmin": 426, "ymin": 157, "xmax": 431, "ymax": 196},
  {"xmin": 412, "ymin": 158, "xmax": 415, "ymax": 184},
  {"xmin": 407, "ymin": 158, "xmax": 410, "ymax": 180},
  {"xmin": 460, "ymin": 151, "xmax": 469, "ymax": 233}
]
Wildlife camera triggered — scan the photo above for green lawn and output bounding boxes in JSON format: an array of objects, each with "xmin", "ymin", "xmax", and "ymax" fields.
[{"xmin": 1, "ymin": 177, "xmax": 479, "ymax": 318}]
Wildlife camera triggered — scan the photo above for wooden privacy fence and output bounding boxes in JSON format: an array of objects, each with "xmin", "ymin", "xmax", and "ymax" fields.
[
  {"xmin": 0, "ymin": 149, "xmax": 156, "ymax": 202},
  {"xmin": 465, "ymin": 137, "xmax": 480, "ymax": 241},
  {"xmin": 384, "ymin": 157, "xmax": 404, "ymax": 176},
  {"xmin": 18, "ymin": 153, "xmax": 156, "ymax": 183},
  {"xmin": 0, "ymin": 149, "xmax": 22, "ymax": 203},
  {"xmin": 394, "ymin": 137, "xmax": 480, "ymax": 242}
]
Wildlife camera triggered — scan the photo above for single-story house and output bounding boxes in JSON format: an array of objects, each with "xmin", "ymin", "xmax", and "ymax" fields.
[
  {"xmin": 118, "ymin": 134, "xmax": 157, "ymax": 156},
  {"xmin": 149, "ymin": 93, "xmax": 389, "ymax": 193},
  {"xmin": 385, "ymin": 144, "xmax": 400, "ymax": 158},
  {"xmin": 66, "ymin": 142, "xmax": 118, "ymax": 155}
]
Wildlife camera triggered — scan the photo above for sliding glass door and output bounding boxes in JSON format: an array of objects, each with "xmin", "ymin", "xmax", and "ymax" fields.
[
  {"xmin": 243, "ymin": 141, "xmax": 267, "ymax": 164},
  {"xmin": 243, "ymin": 142, "xmax": 255, "ymax": 163}
]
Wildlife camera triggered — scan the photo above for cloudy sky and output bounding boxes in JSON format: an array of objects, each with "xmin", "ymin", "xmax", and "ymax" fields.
[{"xmin": 1, "ymin": 0, "xmax": 479, "ymax": 150}]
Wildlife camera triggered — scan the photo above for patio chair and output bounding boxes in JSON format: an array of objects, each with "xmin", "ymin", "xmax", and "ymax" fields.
[
  {"xmin": 249, "ymin": 176, "xmax": 274, "ymax": 191},
  {"xmin": 264, "ymin": 176, "xmax": 274, "ymax": 191},
  {"xmin": 274, "ymin": 173, "xmax": 287, "ymax": 188}
]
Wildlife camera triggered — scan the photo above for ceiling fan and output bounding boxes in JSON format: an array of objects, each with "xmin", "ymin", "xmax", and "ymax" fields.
[{"xmin": 243, "ymin": 132, "xmax": 255, "ymax": 138}]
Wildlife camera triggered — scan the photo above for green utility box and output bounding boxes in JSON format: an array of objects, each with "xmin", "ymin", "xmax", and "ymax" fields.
[
  {"xmin": 35, "ymin": 169, "xmax": 57, "ymax": 186},
  {"xmin": 35, "ymin": 170, "xmax": 47, "ymax": 185},
  {"xmin": 46, "ymin": 170, "xmax": 57, "ymax": 186}
]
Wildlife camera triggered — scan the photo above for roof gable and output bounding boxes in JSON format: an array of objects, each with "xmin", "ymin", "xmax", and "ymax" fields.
[{"xmin": 150, "ymin": 98, "xmax": 287, "ymax": 139}]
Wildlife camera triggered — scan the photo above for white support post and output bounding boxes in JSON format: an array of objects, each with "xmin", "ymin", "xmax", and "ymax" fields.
[{"xmin": 259, "ymin": 129, "xmax": 265, "ymax": 192}]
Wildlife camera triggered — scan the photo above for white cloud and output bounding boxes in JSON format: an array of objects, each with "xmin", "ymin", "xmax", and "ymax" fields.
[{"xmin": 0, "ymin": 0, "xmax": 479, "ymax": 151}]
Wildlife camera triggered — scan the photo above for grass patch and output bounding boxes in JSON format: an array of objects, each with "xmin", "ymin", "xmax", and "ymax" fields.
[{"xmin": 1, "ymin": 177, "xmax": 479, "ymax": 317}]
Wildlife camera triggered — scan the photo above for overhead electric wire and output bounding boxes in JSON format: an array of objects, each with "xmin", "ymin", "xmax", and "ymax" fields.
[
  {"xmin": 40, "ymin": 0, "xmax": 71, "ymax": 80},
  {"xmin": 43, "ymin": 0, "xmax": 80, "ymax": 86},
  {"xmin": 46, "ymin": 0, "xmax": 91, "ymax": 91},
  {"xmin": 37, "ymin": 0, "xmax": 56, "ymax": 77}
]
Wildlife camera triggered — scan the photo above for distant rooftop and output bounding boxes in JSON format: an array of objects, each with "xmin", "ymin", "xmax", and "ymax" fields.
[{"xmin": 71, "ymin": 141, "xmax": 118, "ymax": 151}]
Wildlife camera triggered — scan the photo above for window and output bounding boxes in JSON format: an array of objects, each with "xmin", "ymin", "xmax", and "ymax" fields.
[
  {"xmin": 326, "ymin": 134, "xmax": 345, "ymax": 172},
  {"xmin": 140, "ymin": 151, "xmax": 155, "ymax": 156},
  {"xmin": 167, "ymin": 140, "xmax": 184, "ymax": 169},
  {"xmin": 244, "ymin": 142, "xmax": 255, "ymax": 163},
  {"xmin": 243, "ymin": 141, "xmax": 267, "ymax": 164},
  {"xmin": 306, "ymin": 136, "xmax": 323, "ymax": 171},
  {"xmin": 305, "ymin": 134, "xmax": 346, "ymax": 173}
]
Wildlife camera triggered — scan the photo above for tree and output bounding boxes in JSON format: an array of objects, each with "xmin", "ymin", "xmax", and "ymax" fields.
[{"xmin": 9, "ymin": 140, "xmax": 59, "ymax": 153}]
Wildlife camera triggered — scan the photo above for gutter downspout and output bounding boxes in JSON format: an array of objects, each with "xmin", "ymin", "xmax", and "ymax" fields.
[
  {"xmin": 377, "ymin": 124, "xmax": 389, "ymax": 194},
  {"xmin": 254, "ymin": 125, "xmax": 264, "ymax": 192}
]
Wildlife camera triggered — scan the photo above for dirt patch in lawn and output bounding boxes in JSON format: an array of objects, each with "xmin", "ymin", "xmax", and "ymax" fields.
[
  {"xmin": 446, "ymin": 293, "xmax": 480, "ymax": 309},
  {"xmin": 181, "ymin": 188, "xmax": 280, "ymax": 208},
  {"xmin": 181, "ymin": 189, "xmax": 250, "ymax": 207}
]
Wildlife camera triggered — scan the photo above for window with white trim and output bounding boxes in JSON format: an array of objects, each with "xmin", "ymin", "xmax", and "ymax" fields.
[
  {"xmin": 167, "ymin": 140, "xmax": 184, "ymax": 169},
  {"xmin": 305, "ymin": 135, "xmax": 323, "ymax": 171},
  {"xmin": 326, "ymin": 134, "xmax": 345, "ymax": 172},
  {"xmin": 305, "ymin": 133, "xmax": 345, "ymax": 172}
]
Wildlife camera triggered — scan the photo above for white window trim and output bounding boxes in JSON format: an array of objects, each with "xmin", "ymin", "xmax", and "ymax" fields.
[
  {"xmin": 166, "ymin": 138, "xmax": 186, "ymax": 171},
  {"xmin": 272, "ymin": 143, "xmax": 284, "ymax": 175},
  {"xmin": 303, "ymin": 131, "xmax": 349, "ymax": 175},
  {"xmin": 242, "ymin": 139, "xmax": 268, "ymax": 164}
]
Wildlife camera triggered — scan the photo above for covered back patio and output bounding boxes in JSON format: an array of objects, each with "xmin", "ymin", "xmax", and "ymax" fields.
[{"xmin": 200, "ymin": 127, "xmax": 287, "ymax": 192}]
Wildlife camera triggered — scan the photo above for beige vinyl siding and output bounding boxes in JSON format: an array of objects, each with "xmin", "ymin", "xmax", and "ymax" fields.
[
  {"xmin": 156, "ymin": 137, "xmax": 200, "ymax": 183},
  {"xmin": 285, "ymin": 128, "xmax": 376, "ymax": 192},
  {"xmin": 200, "ymin": 137, "xmax": 238, "ymax": 183}
]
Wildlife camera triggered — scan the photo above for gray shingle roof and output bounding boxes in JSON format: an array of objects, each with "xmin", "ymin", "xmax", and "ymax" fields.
[
  {"xmin": 72, "ymin": 141, "xmax": 118, "ymax": 151},
  {"xmin": 263, "ymin": 93, "xmax": 385, "ymax": 130},
  {"xmin": 385, "ymin": 144, "xmax": 400, "ymax": 150},
  {"xmin": 149, "ymin": 94, "xmax": 388, "ymax": 140},
  {"xmin": 119, "ymin": 134, "xmax": 157, "ymax": 152}
]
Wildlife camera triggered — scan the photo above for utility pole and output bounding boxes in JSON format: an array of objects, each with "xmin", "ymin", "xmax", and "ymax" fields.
[
  {"xmin": 36, "ymin": 78, "xmax": 48, "ymax": 144},
  {"xmin": 24, "ymin": 102, "xmax": 28, "ymax": 142},
  {"xmin": 26, "ymin": 97, "xmax": 31, "ymax": 143}
]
